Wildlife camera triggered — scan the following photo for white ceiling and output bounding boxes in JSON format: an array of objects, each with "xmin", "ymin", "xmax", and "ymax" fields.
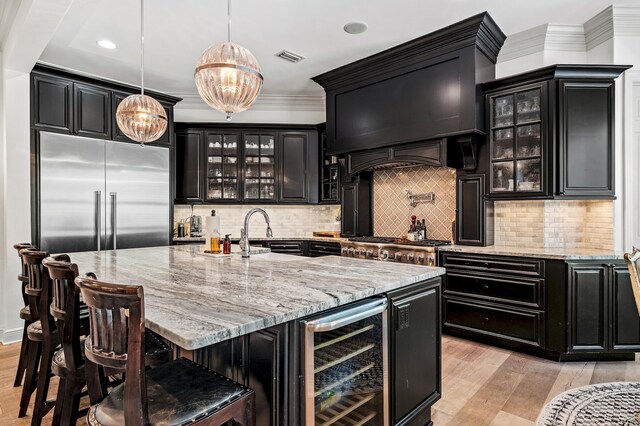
[{"xmin": 38, "ymin": 0, "xmax": 628, "ymax": 98}]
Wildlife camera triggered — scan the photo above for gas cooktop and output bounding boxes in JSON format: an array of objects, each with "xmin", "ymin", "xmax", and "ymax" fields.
[{"xmin": 348, "ymin": 236, "xmax": 452, "ymax": 247}]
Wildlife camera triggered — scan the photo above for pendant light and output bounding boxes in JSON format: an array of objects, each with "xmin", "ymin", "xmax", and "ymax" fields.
[
  {"xmin": 115, "ymin": 0, "xmax": 167, "ymax": 144},
  {"xmin": 194, "ymin": 0, "xmax": 263, "ymax": 121}
]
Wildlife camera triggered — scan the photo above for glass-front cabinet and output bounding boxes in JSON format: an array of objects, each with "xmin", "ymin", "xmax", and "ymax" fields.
[
  {"xmin": 488, "ymin": 85, "xmax": 545, "ymax": 197},
  {"xmin": 243, "ymin": 132, "xmax": 276, "ymax": 201},
  {"xmin": 205, "ymin": 131, "xmax": 240, "ymax": 201}
]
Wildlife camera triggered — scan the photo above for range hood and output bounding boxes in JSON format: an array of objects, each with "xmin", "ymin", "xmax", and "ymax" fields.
[{"xmin": 312, "ymin": 12, "xmax": 506, "ymax": 172}]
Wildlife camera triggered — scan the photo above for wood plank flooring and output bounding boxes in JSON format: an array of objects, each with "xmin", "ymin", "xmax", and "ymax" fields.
[{"xmin": 1, "ymin": 335, "xmax": 639, "ymax": 425}]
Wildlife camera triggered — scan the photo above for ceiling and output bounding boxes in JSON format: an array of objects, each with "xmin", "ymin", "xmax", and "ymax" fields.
[{"xmin": 38, "ymin": 0, "xmax": 627, "ymax": 98}]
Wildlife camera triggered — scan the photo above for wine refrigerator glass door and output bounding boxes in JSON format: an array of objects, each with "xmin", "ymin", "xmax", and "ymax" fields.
[{"xmin": 303, "ymin": 297, "xmax": 388, "ymax": 426}]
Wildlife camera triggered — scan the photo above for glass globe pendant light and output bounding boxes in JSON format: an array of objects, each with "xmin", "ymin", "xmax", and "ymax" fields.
[
  {"xmin": 115, "ymin": 0, "xmax": 167, "ymax": 144},
  {"xmin": 194, "ymin": 0, "xmax": 263, "ymax": 121}
]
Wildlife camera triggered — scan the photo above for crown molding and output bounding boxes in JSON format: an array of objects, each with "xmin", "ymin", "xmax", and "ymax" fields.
[
  {"xmin": 545, "ymin": 24, "xmax": 586, "ymax": 52},
  {"xmin": 612, "ymin": 5, "xmax": 640, "ymax": 37},
  {"xmin": 584, "ymin": 6, "xmax": 614, "ymax": 50},
  {"xmin": 497, "ymin": 24, "xmax": 548, "ymax": 62},
  {"xmin": 174, "ymin": 93, "xmax": 325, "ymax": 112},
  {"xmin": 0, "ymin": 0, "xmax": 20, "ymax": 51}
]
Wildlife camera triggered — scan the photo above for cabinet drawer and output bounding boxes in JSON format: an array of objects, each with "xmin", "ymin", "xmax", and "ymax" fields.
[
  {"xmin": 307, "ymin": 241, "xmax": 341, "ymax": 257},
  {"xmin": 444, "ymin": 298, "xmax": 543, "ymax": 346},
  {"xmin": 445, "ymin": 272, "xmax": 543, "ymax": 308},
  {"xmin": 440, "ymin": 253, "xmax": 544, "ymax": 277},
  {"xmin": 264, "ymin": 241, "xmax": 305, "ymax": 256}
]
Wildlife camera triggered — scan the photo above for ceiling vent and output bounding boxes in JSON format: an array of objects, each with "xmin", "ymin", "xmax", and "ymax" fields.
[{"xmin": 275, "ymin": 50, "xmax": 305, "ymax": 63}]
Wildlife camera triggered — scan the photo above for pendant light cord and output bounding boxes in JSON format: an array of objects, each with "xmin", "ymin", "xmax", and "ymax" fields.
[
  {"xmin": 140, "ymin": 0, "xmax": 145, "ymax": 95},
  {"xmin": 227, "ymin": 0, "xmax": 231, "ymax": 43}
]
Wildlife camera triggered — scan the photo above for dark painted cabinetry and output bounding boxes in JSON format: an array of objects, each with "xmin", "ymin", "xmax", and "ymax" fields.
[
  {"xmin": 567, "ymin": 262, "xmax": 640, "ymax": 353},
  {"xmin": 341, "ymin": 173, "xmax": 372, "ymax": 237},
  {"xmin": 440, "ymin": 251, "xmax": 639, "ymax": 361},
  {"xmin": 483, "ymin": 64, "xmax": 629, "ymax": 200},
  {"xmin": 31, "ymin": 65, "xmax": 179, "ymax": 144},
  {"xmin": 173, "ymin": 124, "xmax": 319, "ymax": 205},
  {"xmin": 456, "ymin": 174, "xmax": 493, "ymax": 246},
  {"xmin": 175, "ymin": 131, "xmax": 204, "ymax": 202},
  {"xmin": 387, "ymin": 279, "xmax": 441, "ymax": 426}
]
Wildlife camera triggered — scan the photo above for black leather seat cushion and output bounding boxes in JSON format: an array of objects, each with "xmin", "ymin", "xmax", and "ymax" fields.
[{"xmin": 88, "ymin": 358, "xmax": 252, "ymax": 426}]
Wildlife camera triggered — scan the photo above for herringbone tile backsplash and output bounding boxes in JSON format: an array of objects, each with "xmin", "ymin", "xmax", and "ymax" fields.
[{"xmin": 373, "ymin": 166, "xmax": 457, "ymax": 240}]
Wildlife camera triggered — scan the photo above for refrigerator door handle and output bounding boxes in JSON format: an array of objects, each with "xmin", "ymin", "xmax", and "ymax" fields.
[
  {"xmin": 95, "ymin": 190, "xmax": 102, "ymax": 251},
  {"xmin": 110, "ymin": 192, "xmax": 117, "ymax": 250},
  {"xmin": 303, "ymin": 297, "xmax": 387, "ymax": 332}
]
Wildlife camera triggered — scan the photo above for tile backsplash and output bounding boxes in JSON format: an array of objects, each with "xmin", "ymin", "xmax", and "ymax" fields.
[
  {"xmin": 174, "ymin": 204, "xmax": 341, "ymax": 239},
  {"xmin": 373, "ymin": 166, "xmax": 457, "ymax": 240},
  {"xmin": 494, "ymin": 200, "xmax": 614, "ymax": 249}
]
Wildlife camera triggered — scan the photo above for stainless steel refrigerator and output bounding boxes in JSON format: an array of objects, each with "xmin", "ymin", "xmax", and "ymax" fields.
[{"xmin": 37, "ymin": 131, "xmax": 170, "ymax": 253}]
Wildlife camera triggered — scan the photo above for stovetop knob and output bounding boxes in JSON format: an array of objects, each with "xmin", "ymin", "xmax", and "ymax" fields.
[
  {"xmin": 366, "ymin": 250, "xmax": 374, "ymax": 257},
  {"xmin": 406, "ymin": 253, "xmax": 415, "ymax": 262},
  {"xmin": 347, "ymin": 247, "xmax": 355, "ymax": 255},
  {"xmin": 417, "ymin": 255, "xmax": 425, "ymax": 263},
  {"xmin": 394, "ymin": 252, "xmax": 403, "ymax": 261},
  {"xmin": 379, "ymin": 249, "xmax": 389, "ymax": 261},
  {"xmin": 341, "ymin": 247, "xmax": 348, "ymax": 255}
]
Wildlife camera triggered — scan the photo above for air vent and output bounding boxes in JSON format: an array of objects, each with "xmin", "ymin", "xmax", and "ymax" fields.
[{"xmin": 275, "ymin": 50, "xmax": 305, "ymax": 63}]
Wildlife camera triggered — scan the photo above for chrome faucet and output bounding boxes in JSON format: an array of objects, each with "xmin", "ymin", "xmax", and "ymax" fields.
[{"xmin": 240, "ymin": 208, "xmax": 273, "ymax": 257}]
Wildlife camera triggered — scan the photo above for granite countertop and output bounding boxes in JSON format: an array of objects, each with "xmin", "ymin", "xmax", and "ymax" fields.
[
  {"xmin": 68, "ymin": 245, "xmax": 443, "ymax": 350},
  {"xmin": 172, "ymin": 236, "xmax": 348, "ymax": 243},
  {"xmin": 438, "ymin": 245, "xmax": 624, "ymax": 260}
]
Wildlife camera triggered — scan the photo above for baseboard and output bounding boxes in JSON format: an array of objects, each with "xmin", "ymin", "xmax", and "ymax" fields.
[{"xmin": 0, "ymin": 327, "xmax": 23, "ymax": 344}]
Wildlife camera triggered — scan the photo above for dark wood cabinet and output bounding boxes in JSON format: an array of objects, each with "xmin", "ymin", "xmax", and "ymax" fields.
[
  {"xmin": 387, "ymin": 279, "xmax": 441, "ymax": 426},
  {"xmin": 278, "ymin": 132, "xmax": 313, "ymax": 203},
  {"xmin": 340, "ymin": 174, "xmax": 371, "ymax": 237},
  {"xmin": 483, "ymin": 65, "xmax": 629, "ymax": 200},
  {"xmin": 441, "ymin": 251, "xmax": 639, "ymax": 361},
  {"xmin": 174, "ymin": 124, "xmax": 319, "ymax": 205},
  {"xmin": 567, "ymin": 262, "xmax": 640, "ymax": 353},
  {"xmin": 74, "ymin": 83, "xmax": 111, "ymax": 138},
  {"xmin": 558, "ymin": 81, "xmax": 615, "ymax": 198},
  {"xmin": 262, "ymin": 240, "xmax": 306, "ymax": 256},
  {"xmin": 175, "ymin": 131, "xmax": 204, "ymax": 202},
  {"xmin": 456, "ymin": 174, "xmax": 493, "ymax": 246},
  {"xmin": 31, "ymin": 65, "xmax": 179, "ymax": 143},
  {"xmin": 307, "ymin": 241, "xmax": 341, "ymax": 257},
  {"xmin": 32, "ymin": 73, "xmax": 74, "ymax": 133},
  {"xmin": 318, "ymin": 123, "xmax": 341, "ymax": 204}
]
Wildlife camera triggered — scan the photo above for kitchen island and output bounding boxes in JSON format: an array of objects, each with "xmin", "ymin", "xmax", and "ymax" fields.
[{"xmin": 68, "ymin": 245, "xmax": 445, "ymax": 426}]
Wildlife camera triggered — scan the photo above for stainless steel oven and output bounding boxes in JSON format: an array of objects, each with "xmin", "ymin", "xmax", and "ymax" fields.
[{"xmin": 302, "ymin": 297, "xmax": 389, "ymax": 426}]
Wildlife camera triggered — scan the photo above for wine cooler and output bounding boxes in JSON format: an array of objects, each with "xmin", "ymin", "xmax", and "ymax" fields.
[{"xmin": 302, "ymin": 297, "xmax": 388, "ymax": 426}]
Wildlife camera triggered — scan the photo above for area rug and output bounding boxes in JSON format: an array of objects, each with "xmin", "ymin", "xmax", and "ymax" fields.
[{"xmin": 537, "ymin": 382, "xmax": 640, "ymax": 425}]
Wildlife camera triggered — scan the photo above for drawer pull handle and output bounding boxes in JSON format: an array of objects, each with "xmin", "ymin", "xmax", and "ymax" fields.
[
  {"xmin": 483, "ymin": 285, "xmax": 489, "ymax": 290},
  {"xmin": 484, "ymin": 317, "xmax": 490, "ymax": 322},
  {"xmin": 484, "ymin": 262, "xmax": 490, "ymax": 267}
]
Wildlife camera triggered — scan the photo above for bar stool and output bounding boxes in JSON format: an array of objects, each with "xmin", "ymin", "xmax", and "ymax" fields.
[
  {"xmin": 18, "ymin": 249, "xmax": 58, "ymax": 426},
  {"xmin": 13, "ymin": 242, "xmax": 36, "ymax": 387},
  {"xmin": 76, "ymin": 275, "xmax": 255, "ymax": 426}
]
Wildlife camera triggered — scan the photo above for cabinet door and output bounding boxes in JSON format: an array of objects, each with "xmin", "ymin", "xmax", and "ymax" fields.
[
  {"xmin": 567, "ymin": 263, "xmax": 607, "ymax": 352},
  {"xmin": 204, "ymin": 131, "xmax": 240, "ymax": 202},
  {"xmin": 243, "ymin": 132, "xmax": 276, "ymax": 201},
  {"xmin": 246, "ymin": 325, "xmax": 288, "ymax": 426},
  {"xmin": 611, "ymin": 264, "xmax": 640, "ymax": 350},
  {"xmin": 341, "ymin": 183, "xmax": 358, "ymax": 237},
  {"xmin": 175, "ymin": 131, "xmax": 204, "ymax": 202},
  {"xmin": 456, "ymin": 174, "xmax": 485, "ymax": 245},
  {"xmin": 74, "ymin": 83, "xmax": 111, "ymax": 138},
  {"xmin": 390, "ymin": 285, "xmax": 441, "ymax": 424},
  {"xmin": 558, "ymin": 81, "xmax": 615, "ymax": 198},
  {"xmin": 278, "ymin": 132, "xmax": 308, "ymax": 202},
  {"xmin": 32, "ymin": 73, "xmax": 73, "ymax": 133}
]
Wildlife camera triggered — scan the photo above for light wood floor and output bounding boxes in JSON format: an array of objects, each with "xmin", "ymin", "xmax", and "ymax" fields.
[{"xmin": 1, "ymin": 336, "xmax": 639, "ymax": 426}]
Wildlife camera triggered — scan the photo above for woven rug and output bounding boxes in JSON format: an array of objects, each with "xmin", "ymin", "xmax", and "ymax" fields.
[{"xmin": 537, "ymin": 382, "xmax": 640, "ymax": 425}]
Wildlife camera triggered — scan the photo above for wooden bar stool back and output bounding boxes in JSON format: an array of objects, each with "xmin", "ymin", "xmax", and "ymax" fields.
[
  {"xmin": 19, "ymin": 249, "xmax": 59, "ymax": 425},
  {"xmin": 625, "ymin": 247, "xmax": 640, "ymax": 315},
  {"xmin": 76, "ymin": 276, "xmax": 255, "ymax": 426},
  {"xmin": 14, "ymin": 242, "xmax": 36, "ymax": 388},
  {"xmin": 44, "ymin": 255, "xmax": 100, "ymax": 425}
]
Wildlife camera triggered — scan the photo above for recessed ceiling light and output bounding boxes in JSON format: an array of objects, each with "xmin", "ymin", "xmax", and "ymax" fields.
[
  {"xmin": 344, "ymin": 22, "xmax": 368, "ymax": 35},
  {"xmin": 97, "ymin": 39, "xmax": 117, "ymax": 49}
]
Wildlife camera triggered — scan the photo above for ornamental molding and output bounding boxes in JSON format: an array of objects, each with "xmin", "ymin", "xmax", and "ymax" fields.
[{"xmin": 174, "ymin": 93, "xmax": 325, "ymax": 112}]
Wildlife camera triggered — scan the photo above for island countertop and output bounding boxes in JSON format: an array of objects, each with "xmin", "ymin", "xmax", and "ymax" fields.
[{"xmin": 67, "ymin": 245, "xmax": 444, "ymax": 350}]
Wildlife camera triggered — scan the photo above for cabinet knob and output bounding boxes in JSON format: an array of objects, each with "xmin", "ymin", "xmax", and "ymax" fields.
[
  {"xmin": 484, "ymin": 262, "xmax": 490, "ymax": 267},
  {"xmin": 484, "ymin": 317, "xmax": 490, "ymax": 322},
  {"xmin": 484, "ymin": 285, "xmax": 489, "ymax": 290}
]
